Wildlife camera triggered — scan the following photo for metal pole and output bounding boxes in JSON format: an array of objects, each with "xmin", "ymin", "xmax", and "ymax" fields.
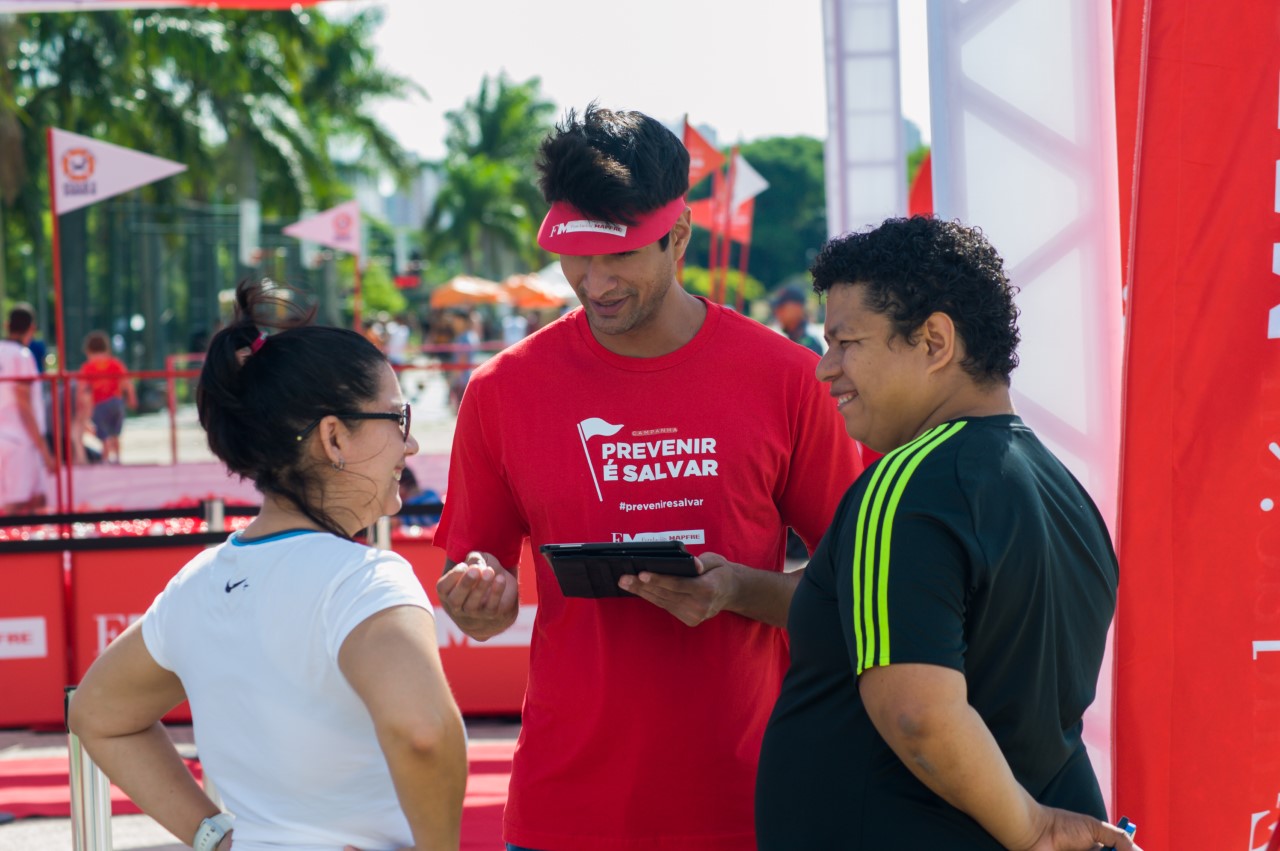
[
  {"xmin": 167, "ymin": 356, "xmax": 179, "ymax": 466},
  {"xmin": 204, "ymin": 497, "xmax": 225, "ymax": 535},
  {"xmin": 367, "ymin": 515, "xmax": 391, "ymax": 550},
  {"xmin": 65, "ymin": 687, "xmax": 113, "ymax": 851},
  {"xmin": 47, "ymin": 129, "xmax": 68, "ymax": 515}
]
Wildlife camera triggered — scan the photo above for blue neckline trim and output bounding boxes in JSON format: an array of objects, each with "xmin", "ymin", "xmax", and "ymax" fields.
[{"xmin": 230, "ymin": 529, "xmax": 322, "ymax": 547}]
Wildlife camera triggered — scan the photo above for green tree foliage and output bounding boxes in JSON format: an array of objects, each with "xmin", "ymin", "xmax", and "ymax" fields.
[
  {"xmin": 425, "ymin": 74, "xmax": 555, "ymax": 279},
  {"xmin": 680, "ymin": 265, "xmax": 765, "ymax": 303},
  {"xmin": 907, "ymin": 144, "xmax": 930, "ymax": 188},
  {"xmin": 685, "ymin": 136, "xmax": 827, "ymax": 294},
  {"xmin": 346, "ymin": 258, "xmax": 407, "ymax": 317},
  {"xmin": 1, "ymin": 6, "xmax": 417, "ymax": 304}
]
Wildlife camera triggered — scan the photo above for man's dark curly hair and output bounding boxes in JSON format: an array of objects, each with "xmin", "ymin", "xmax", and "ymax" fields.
[
  {"xmin": 536, "ymin": 103, "xmax": 688, "ymax": 235},
  {"xmin": 810, "ymin": 216, "xmax": 1020, "ymax": 385}
]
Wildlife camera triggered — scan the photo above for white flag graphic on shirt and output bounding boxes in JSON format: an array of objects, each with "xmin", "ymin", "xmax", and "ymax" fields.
[
  {"xmin": 577, "ymin": 418, "xmax": 623, "ymax": 501},
  {"xmin": 578, "ymin": 418, "xmax": 623, "ymax": 440}
]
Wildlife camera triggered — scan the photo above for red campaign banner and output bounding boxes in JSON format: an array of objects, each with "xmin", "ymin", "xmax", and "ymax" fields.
[
  {"xmin": 396, "ymin": 539, "xmax": 538, "ymax": 716},
  {"xmin": 70, "ymin": 546, "xmax": 204, "ymax": 723},
  {"xmin": 0, "ymin": 552, "xmax": 68, "ymax": 728},
  {"xmin": 64, "ymin": 539, "xmax": 536, "ymax": 719},
  {"xmin": 1114, "ymin": 1, "xmax": 1280, "ymax": 848}
]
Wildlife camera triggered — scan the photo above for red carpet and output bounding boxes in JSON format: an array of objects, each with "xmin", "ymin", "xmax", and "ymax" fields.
[{"xmin": 0, "ymin": 740, "xmax": 513, "ymax": 849}]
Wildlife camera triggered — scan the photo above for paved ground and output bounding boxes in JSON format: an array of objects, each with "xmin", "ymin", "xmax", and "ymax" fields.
[
  {"xmin": 0, "ymin": 722, "xmax": 198, "ymax": 851},
  {"xmin": 116, "ymin": 364, "xmax": 461, "ymax": 466},
  {"xmin": 0, "ymin": 719, "xmax": 519, "ymax": 851}
]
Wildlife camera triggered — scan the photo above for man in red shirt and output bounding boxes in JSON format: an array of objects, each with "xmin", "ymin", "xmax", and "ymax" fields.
[{"xmin": 433, "ymin": 104, "xmax": 864, "ymax": 851}]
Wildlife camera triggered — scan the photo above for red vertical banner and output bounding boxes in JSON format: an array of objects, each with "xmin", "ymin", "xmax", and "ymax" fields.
[
  {"xmin": 907, "ymin": 151, "xmax": 933, "ymax": 217},
  {"xmin": 1115, "ymin": 2, "xmax": 1280, "ymax": 848},
  {"xmin": 682, "ymin": 119, "xmax": 724, "ymax": 190}
]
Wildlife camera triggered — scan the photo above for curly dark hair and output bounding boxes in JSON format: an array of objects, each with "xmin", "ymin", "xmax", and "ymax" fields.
[
  {"xmin": 810, "ymin": 216, "xmax": 1021, "ymax": 385},
  {"xmin": 536, "ymin": 102, "xmax": 688, "ymax": 243},
  {"xmin": 197, "ymin": 279, "xmax": 389, "ymax": 538}
]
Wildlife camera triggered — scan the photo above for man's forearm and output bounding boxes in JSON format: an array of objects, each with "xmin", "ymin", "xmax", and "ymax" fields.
[{"xmin": 723, "ymin": 565, "xmax": 801, "ymax": 628}]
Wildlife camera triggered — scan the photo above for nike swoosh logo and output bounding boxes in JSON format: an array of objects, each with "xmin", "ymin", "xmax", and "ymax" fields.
[{"xmin": 225, "ymin": 579, "xmax": 249, "ymax": 593}]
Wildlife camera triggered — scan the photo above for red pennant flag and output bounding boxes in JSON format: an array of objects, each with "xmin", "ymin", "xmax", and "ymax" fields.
[
  {"xmin": 908, "ymin": 151, "xmax": 933, "ymax": 217},
  {"xmin": 729, "ymin": 198, "xmax": 755, "ymax": 246},
  {"xmin": 49, "ymin": 129, "xmax": 186, "ymax": 215},
  {"xmin": 689, "ymin": 171, "xmax": 754, "ymax": 244},
  {"xmin": 283, "ymin": 201, "xmax": 362, "ymax": 256},
  {"xmin": 682, "ymin": 120, "xmax": 724, "ymax": 190}
]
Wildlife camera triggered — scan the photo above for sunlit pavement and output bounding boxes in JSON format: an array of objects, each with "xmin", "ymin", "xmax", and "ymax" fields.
[
  {"xmin": 0, "ymin": 719, "xmax": 519, "ymax": 851},
  {"xmin": 112, "ymin": 364, "xmax": 460, "ymax": 467}
]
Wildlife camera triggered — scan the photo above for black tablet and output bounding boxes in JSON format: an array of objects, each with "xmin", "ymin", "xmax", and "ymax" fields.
[{"xmin": 539, "ymin": 541, "xmax": 700, "ymax": 598}]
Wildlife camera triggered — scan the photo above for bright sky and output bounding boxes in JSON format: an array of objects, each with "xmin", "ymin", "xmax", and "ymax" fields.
[{"xmin": 347, "ymin": 0, "xmax": 931, "ymax": 162}]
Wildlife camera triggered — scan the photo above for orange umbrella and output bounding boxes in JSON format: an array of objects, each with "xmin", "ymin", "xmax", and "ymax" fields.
[
  {"xmin": 429, "ymin": 276, "xmax": 510, "ymax": 308},
  {"xmin": 503, "ymin": 274, "xmax": 569, "ymax": 309}
]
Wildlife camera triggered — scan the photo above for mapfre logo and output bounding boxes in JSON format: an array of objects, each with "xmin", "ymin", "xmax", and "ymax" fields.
[
  {"xmin": 550, "ymin": 219, "xmax": 627, "ymax": 239},
  {"xmin": 332, "ymin": 211, "xmax": 355, "ymax": 243},
  {"xmin": 61, "ymin": 148, "xmax": 95, "ymax": 181},
  {"xmin": 611, "ymin": 529, "xmax": 706, "ymax": 545},
  {"xmin": 0, "ymin": 617, "xmax": 48, "ymax": 660}
]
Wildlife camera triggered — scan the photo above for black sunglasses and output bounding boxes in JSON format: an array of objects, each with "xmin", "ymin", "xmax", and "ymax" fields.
[{"xmin": 296, "ymin": 403, "xmax": 411, "ymax": 443}]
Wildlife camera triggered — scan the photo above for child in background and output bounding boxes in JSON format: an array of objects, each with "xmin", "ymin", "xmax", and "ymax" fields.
[
  {"xmin": 81, "ymin": 331, "xmax": 136, "ymax": 464},
  {"xmin": 395, "ymin": 466, "xmax": 442, "ymax": 530}
]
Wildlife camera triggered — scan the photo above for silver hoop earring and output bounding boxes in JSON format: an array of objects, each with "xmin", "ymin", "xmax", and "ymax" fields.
[{"xmin": 333, "ymin": 459, "xmax": 345, "ymax": 471}]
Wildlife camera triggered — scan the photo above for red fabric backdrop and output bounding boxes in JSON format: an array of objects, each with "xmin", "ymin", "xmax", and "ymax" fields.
[{"xmin": 1114, "ymin": 2, "xmax": 1280, "ymax": 848}]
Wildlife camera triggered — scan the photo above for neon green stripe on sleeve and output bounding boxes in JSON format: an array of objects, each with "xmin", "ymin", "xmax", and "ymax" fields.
[
  {"xmin": 850, "ymin": 449, "xmax": 897, "ymax": 671},
  {"xmin": 850, "ymin": 423, "xmax": 951, "ymax": 675},
  {"xmin": 873, "ymin": 420, "xmax": 967, "ymax": 669}
]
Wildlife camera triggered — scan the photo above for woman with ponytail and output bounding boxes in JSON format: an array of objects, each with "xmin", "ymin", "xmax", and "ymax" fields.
[{"xmin": 69, "ymin": 280, "xmax": 466, "ymax": 851}]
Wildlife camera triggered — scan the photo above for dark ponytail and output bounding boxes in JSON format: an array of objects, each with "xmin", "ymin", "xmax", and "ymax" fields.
[{"xmin": 197, "ymin": 279, "xmax": 388, "ymax": 537}]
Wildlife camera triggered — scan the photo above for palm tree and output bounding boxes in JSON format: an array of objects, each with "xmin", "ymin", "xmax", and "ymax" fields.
[
  {"xmin": 1, "ymin": 6, "xmax": 420, "ymax": 296},
  {"xmin": 425, "ymin": 155, "xmax": 528, "ymax": 278},
  {"xmin": 425, "ymin": 74, "xmax": 556, "ymax": 278}
]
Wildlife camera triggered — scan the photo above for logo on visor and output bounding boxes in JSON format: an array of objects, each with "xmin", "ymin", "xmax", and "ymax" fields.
[{"xmin": 550, "ymin": 219, "xmax": 628, "ymax": 239}]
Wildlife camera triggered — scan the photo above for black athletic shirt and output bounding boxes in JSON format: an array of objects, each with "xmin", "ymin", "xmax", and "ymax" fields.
[{"xmin": 756, "ymin": 416, "xmax": 1117, "ymax": 849}]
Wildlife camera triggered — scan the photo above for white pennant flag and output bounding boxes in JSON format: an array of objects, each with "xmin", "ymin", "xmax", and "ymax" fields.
[
  {"xmin": 50, "ymin": 128, "xmax": 187, "ymax": 215},
  {"xmin": 730, "ymin": 153, "xmax": 769, "ymax": 210},
  {"xmin": 282, "ymin": 201, "xmax": 362, "ymax": 256}
]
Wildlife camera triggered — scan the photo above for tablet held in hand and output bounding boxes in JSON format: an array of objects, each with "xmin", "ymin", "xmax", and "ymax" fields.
[{"xmin": 540, "ymin": 541, "xmax": 699, "ymax": 598}]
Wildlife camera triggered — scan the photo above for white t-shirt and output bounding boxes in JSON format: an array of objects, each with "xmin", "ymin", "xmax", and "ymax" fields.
[
  {"xmin": 385, "ymin": 321, "xmax": 410, "ymax": 365},
  {"xmin": 0, "ymin": 339, "xmax": 43, "ymax": 443},
  {"xmin": 501, "ymin": 314, "xmax": 528, "ymax": 347},
  {"xmin": 141, "ymin": 530, "xmax": 433, "ymax": 851}
]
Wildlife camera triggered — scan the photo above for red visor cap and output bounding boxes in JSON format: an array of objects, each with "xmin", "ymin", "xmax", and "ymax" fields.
[{"xmin": 537, "ymin": 196, "xmax": 687, "ymax": 256}]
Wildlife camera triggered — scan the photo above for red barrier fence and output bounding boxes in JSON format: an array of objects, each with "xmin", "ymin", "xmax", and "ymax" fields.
[
  {"xmin": 0, "ymin": 551, "xmax": 68, "ymax": 729},
  {"xmin": 399, "ymin": 538, "xmax": 537, "ymax": 716},
  {"xmin": 0, "ymin": 504, "xmax": 535, "ymax": 728}
]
